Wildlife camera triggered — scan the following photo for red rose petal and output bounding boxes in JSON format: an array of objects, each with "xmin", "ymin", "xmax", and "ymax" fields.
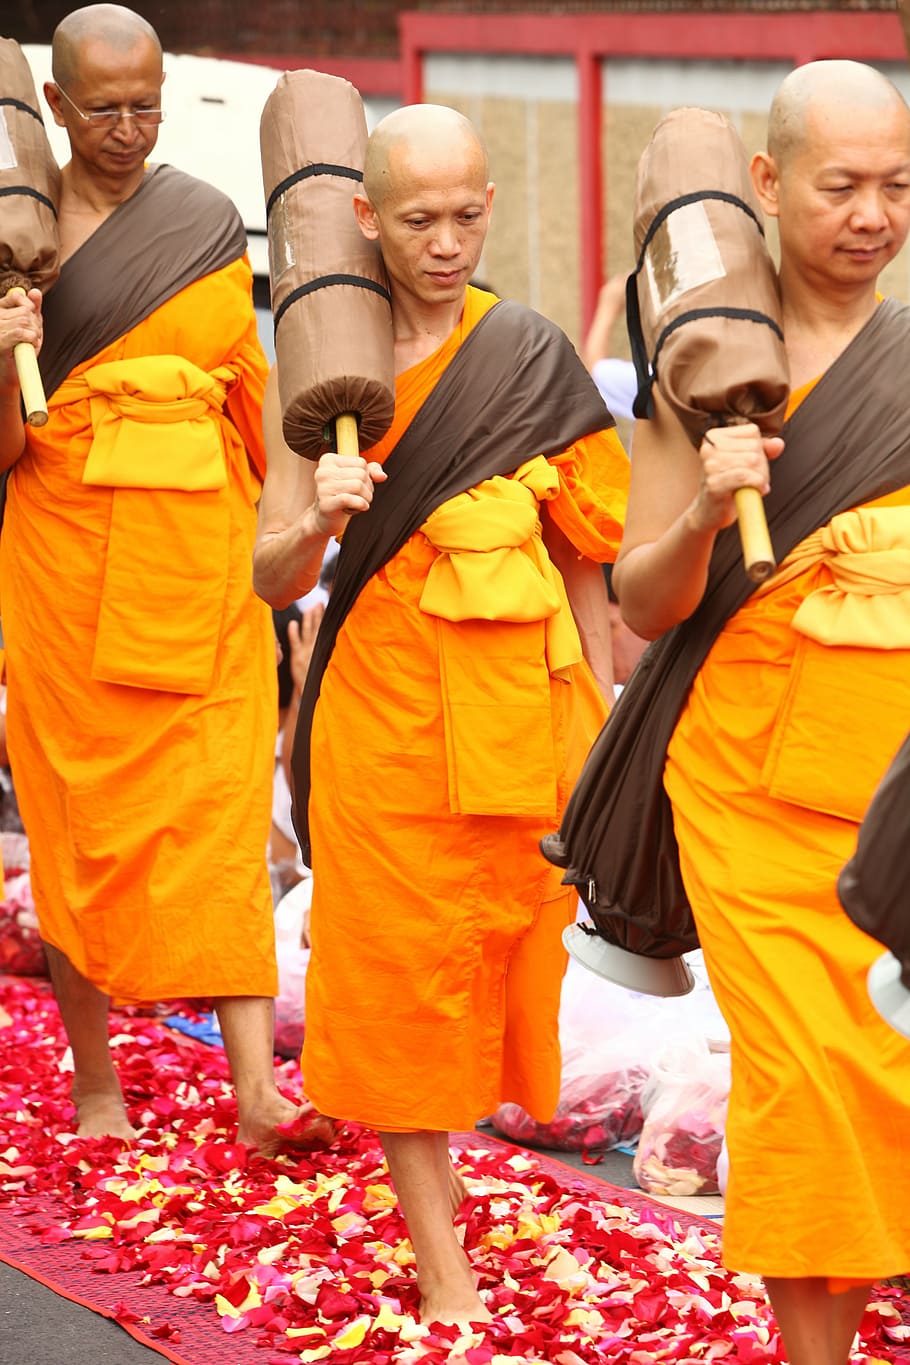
[{"xmin": 0, "ymin": 977, "xmax": 906, "ymax": 1365}]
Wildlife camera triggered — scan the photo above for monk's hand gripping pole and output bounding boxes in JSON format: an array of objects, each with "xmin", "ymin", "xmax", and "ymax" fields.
[
  {"xmin": 721, "ymin": 415, "xmax": 775, "ymax": 584},
  {"xmin": 5, "ymin": 283, "xmax": 48, "ymax": 428}
]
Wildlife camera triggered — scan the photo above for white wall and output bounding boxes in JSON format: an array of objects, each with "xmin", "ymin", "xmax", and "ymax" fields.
[{"xmin": 22, "ymin": 46, "xmax": 384, "ymax": 283}]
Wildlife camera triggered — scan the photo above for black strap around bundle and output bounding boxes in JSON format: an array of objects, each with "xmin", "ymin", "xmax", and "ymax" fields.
[{"xmin": 627, "ymin": 189, "xmax": 778, "ymax": 422}]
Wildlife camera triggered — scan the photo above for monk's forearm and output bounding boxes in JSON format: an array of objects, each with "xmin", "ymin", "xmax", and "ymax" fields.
[
  {"xmin": 543, "ymin": 511, "xmax": 614, "ymax": 701},
  {"xmin": 614, "ymin": 507, "xmax": 717, "ymax": 639},
  {"xmin": 280, "ymin": 689, "xmax": 299, "ymax": 788},
  {"xmin": 0, "ymin": 386, "xmax": 26, "ymax": 470},
  {"xmin": 565, "ymin": 556, "xmax": 615, "ymax": 701},
  {"xmin": 253, "ymin": 507, "xmax": 330, "ymax": 610}
]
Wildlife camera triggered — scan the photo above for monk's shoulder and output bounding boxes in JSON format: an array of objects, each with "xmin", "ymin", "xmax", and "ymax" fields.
[
  {"xmin": 144, "ymin": 163, "xmax": 243, "ymax": 230},
  {"xmin": 485, "ymin": 297, "xmax": 564, "ymax": 345}
]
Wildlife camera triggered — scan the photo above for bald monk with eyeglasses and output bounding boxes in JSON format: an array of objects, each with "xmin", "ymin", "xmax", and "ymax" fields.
[{"xmin": 0, "ymin": 4, "xmax": 327, "ymax": 1154}]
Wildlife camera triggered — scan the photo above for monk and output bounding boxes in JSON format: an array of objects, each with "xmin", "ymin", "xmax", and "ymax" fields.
[
  {"xmin": 253, "ymin": 104, "xmax": 629, "ymax": 1327},
  {"xmin": 612, "ymin": 61, "xmax": 910, "ymax": 1365},
  {"xmin": 0, "ymin": 5, "xmax": 323, "ymax": 1154}
]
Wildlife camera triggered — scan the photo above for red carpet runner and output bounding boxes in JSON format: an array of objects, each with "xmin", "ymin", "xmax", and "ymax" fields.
[{"xmin": 0, "ymin": 975, "xmax": 907, "ymax": 1364}]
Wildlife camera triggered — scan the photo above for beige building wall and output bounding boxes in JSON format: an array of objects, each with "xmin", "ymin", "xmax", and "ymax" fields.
[
  {"xmin": 424, "ymin": 54, "xmax": 581, "ymax": 342},
  {"xmin": 424, "ymin": 52, "xmax": 910, "ymax": 357},
  {"xmin": 604, "ymin": 57, "xmax": 910, "ymax": 358}
]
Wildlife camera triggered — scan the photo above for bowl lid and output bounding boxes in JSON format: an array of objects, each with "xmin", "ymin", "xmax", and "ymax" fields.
[{"xmin": 562, "ymin": 922, "xmax": 696, "ymax": 998}]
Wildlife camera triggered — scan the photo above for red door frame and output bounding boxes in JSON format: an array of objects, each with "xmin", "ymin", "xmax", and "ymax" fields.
[{"xmin": 398, "ymin": 11, "xmax": 909, "ymax": 329}]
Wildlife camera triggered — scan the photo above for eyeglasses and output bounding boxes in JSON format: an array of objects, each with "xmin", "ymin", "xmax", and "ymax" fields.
[{"xmin": 55, "ymin": 82, "xmax": 164, "ymax": 128}]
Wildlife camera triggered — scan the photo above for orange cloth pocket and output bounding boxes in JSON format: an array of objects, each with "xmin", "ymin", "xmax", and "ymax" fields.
[
  {"xmin": 760, "ymin": 631, "xmax": 910, "ymax": 823},
  {"xmin": 435, "ymin": 616, "xmax": 558, "ymax": 818},
  {"xmin": 92, "ymin": 487, "xmax": 230, "ymax": 694}
]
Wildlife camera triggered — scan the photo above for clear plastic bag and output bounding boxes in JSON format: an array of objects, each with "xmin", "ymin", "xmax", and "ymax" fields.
[
  {"xmin": 492, "ymin": 957, "xmax": 672, "ymax": 1153},
  {"xmin": 492, "ymin": 938, "xmax": 731, "ymax": 1152},
  {"xmin": 273, "ymin": 877, "xmax": 311, "ymax": 1059},
  {"xmin": 633, "ymin": 1038, "xmax": 730, "ymax": 1196},
  {"xmin": 0, "ymin": 832, "xmax": 45, "ymax": 976},
  {"xmin": 493, "ymin": 1055, "xmax": 650, "ymax": 1152}
]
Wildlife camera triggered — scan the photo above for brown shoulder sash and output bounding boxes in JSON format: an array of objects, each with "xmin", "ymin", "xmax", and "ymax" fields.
[
  {"xmin": 290, "ymin": 298, "xmax": 616, "ymax": 861},
  {"xmin": 547, "ymin": 296, "xmax": 910, "ymax": 958},
  {"xmin": 38, "ymin": 164, "xmax": 248, "ymax": 398}
]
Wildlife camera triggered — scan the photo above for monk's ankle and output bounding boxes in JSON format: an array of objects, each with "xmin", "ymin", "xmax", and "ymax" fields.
[{"xmin": 71, "ymin": 1084, "xmax": 136, "ymax": 1140}]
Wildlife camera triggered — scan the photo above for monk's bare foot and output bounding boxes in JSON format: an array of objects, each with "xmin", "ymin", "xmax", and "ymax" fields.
[
  {"xmin": 419, "ymin": 1266, "xmax": 492, "ymax": 1329},
  {"xmin": 238, "ymin": 1093, "xmax": 337, "ymax": 1157},
  {"xmin": 448, "ymin": 1158, "xmax": 470, "ymax": 1219},
  {"xmin": 72, "ymin": 1086, "xmax": 137, "ymax": 1141}
]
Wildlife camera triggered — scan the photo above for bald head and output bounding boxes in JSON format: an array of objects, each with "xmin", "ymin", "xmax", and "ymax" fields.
[
  {"xmin": 768, "ymin": 60, "xmax": 908, "ymax": 169},
  {"xmin": 362, "ymin": 104, "xmax": 489, "ymax": 208},
  {"xmin": 52, "ymin": 4, "xmax": 161, "ymax": 87}
]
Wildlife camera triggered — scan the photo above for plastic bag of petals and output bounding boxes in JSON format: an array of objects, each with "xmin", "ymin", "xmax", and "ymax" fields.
[
  {"xmin": 633, "ymin": 1038, "xmax": 731, "ymax": 1196},
  {"xmin": 0, "ymin": 832, "xmax": 46, "ymax": 976},
  {"xmin": 493, "ymin": 1055, "xmax": 650, "ymax": 1152},
  {"xmin": 492, "ymin": 958, "xmax": 670, "ymax": 1154},
  {"xmin": 273, "ymin": 877, "xmax": 310, "ymax": 1059}
]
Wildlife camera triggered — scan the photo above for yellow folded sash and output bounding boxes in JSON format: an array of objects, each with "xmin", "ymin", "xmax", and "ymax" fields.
[
  {"xmin": 420, "ymin": 456, "xmax": 582, "ymax": 677},
  {"xmin": 789, "ymin": 507, "xmax": 910, "ymax": 647},
  {"xmin": 418, "ymin": 457, "xmax": 582, "ymax": 818},
  {"xmin": 53, "ymin": 355, "xmax": 233, "ymax": 491}
]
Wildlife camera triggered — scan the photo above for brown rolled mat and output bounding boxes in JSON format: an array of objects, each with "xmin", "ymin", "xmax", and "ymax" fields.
[
  {"xmin": 838, "ymin": 728, "xmax": 910, "ymax": 988},
  {"xmin": 627, "ymin": 106, "xmax": 789, "ymax": 445},
  {"xmin": 260, "ymin": 69, "xmax": 394, "ymax": 459},
  {"xmin": 0, "ymin": 38, "xmax": 61, "ymax": 297}
]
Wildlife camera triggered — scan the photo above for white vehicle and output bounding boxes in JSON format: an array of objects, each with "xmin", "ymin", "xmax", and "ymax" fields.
[{"xmin": 21, "ymin": 47, "xmax": 382, "ymax": 358}]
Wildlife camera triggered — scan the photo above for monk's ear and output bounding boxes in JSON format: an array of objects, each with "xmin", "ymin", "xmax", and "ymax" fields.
[
  {"xmin": 44, "ymin": 82, "xmax": 67, "ymax": 128},
  {"xmin": 751, "ymin": 151, "xmax": 781, "ymax": 218},
  {"xmin": 353, "ymin": 191, "xmax": 380, "ymax": 241},
  {"xmin": 484, "ymin": 181, "xmax": 495, "ymax": 219}
]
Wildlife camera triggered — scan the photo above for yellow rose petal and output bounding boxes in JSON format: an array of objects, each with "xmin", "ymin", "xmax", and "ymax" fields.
[{"xmin": 332, "ymin": 1315, "xmax": 371, "ymax": 1349}]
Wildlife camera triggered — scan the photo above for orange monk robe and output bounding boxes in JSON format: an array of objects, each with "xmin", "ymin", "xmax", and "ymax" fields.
[
  {"xmin": 303, "ymin": 288, "xmax": 630, "ymax": 1132},
  {"xmin": 665, "ymin": 380, "xmax": 910, "ymax": 1283},
  {"xmin": 0, "ymin": 257, "xmax": 279, "ymax": 1003}
]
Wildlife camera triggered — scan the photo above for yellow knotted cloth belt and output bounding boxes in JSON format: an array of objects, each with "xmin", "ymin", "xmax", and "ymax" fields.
[
  {"xmin": 787, "ymin": 506, "xmax": 910, "ymax": 647},
  {"xmin": 758, "ymin": 505, "xmax": 910, "ymax": 825},
  {"xmin": 55, "ymin": 356, "xmax": 237, "ymax": 694},
  {"xmin": 418, "ymin": 457, "xmax": 582, "ymax": 818},
  {"xmin": 54, "ymin": 354, "xmax": 234, "ymax": 491}
]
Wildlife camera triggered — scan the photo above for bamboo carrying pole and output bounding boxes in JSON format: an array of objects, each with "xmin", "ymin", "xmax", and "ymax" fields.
[
  {"xmin": 725, "ymin": 413, "xmax": 776, "ymax": 583},
  {"xmin": 733, "ymin": 488, "xmax": 775, "ymax": 582},
  {"xmin": 5, "ymin": 282, "xmax": 47, "ymax": 426},
  {"xmin": 334, "ymin": 411, "xmax": 360, "ymax": 459}
]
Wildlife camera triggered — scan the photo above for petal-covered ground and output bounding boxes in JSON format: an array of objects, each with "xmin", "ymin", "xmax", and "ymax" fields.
[{"xmin": 0, "ymin": 974, "xmax": 907, "ymax": 1365}]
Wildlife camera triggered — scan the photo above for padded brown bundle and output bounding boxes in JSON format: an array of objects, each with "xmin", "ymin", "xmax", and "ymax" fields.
[
  {"xmin": 0, "ymin": 38, "xmax": 61, "ymax": 425},
  {"xmin": 260, "ymin": 70, "xmax": 395, "ymax": 459},
  {"xmin": 628, "ymin": 106, "xmax": 789, "ymax": 443},
  {"xmin": 627, "ymin": 106, "xmax": 789, "ymax": 581},
  {"xmin": 0, "ymin": 39, "xmax": 60, "ymax": 296}
]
